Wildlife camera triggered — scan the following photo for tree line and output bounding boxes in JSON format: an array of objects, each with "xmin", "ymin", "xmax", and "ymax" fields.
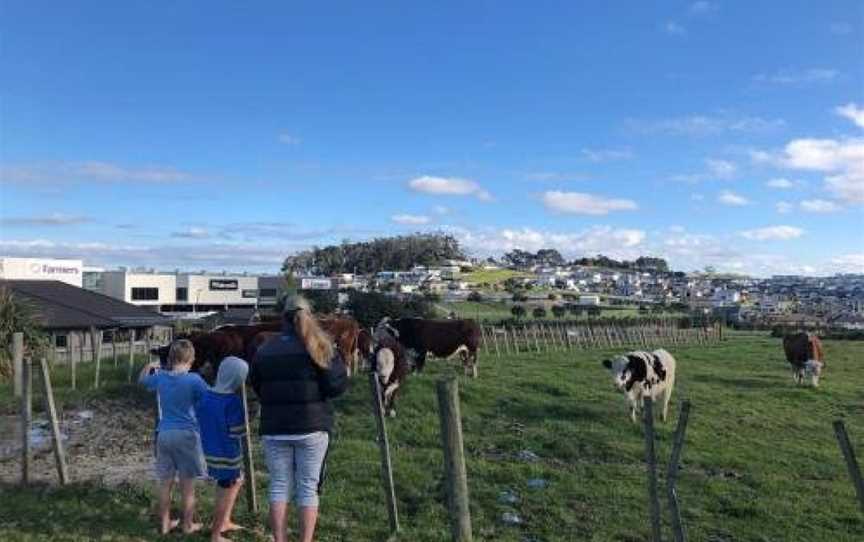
[{"xmin": 282, "ymin": 233, "xmax": 465, "ymax": 276}]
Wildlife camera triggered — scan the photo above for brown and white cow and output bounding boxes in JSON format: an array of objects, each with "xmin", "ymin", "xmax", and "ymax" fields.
[
  {"xmin": 782, "ymin": 332, "xmax": 825, "ymax": 387},
  {"xmin": 376, "ymin": 317, "xmax": 481, "ymax": 378},
  {"xmin": 370, "ymin": 328, "xmax": 411, "ymax": 417}
]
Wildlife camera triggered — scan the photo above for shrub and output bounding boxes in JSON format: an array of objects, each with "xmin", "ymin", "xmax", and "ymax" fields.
[
  {"xmin": 345, "ymin": 291, "xmax": 435, "ymax": 328},
  {"xmin": 511, "ymin": 305, "xmax": 527, "ymax": 320},
  {"xmin": 0, "ymin": 288, "xmax": 47, "ymax": 379},
  {"xmin": 532, "ymin": 307, "xmax": 547, "ymax": 319},
  {"xmin": 467, "ymin": 291, "xmax": 484, "ymax": 302},
  {"xmin": 551, "ymin": 305, "xmax": 566, "ymax": 318},
  {"xmin": 547, "ymin": 293, "xmax": 558, "ymax": 301}
]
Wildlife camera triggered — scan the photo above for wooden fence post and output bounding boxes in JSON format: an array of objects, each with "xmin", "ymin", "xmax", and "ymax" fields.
[
  {"xmin": 112, "ymin": 329, "xmax": 119, "ymax": 367},
  {"xmin": 127, "ymin": 331, "xmax": 135, "ymax": 382},
  {"xmin": 369, "ymin": 373, "xmax": 400, "ymax": 534},
  {"xmin": 240, "ymin": 384, "xmax": 259, "ymax": 513},
  {"xmin": 436, "ymin": 378, "xmax": 473, "ymax": 542},
  {"xmin": 71, "ymin": 333, "xmax": 78, "ymax": 390},
  {"xmin": 667, "ymin": 401, "xmax": 691, "ymax": 542},
  {"xmin": 643, "ymin": 397, "xmax": 662, "ymax": 542},
  {"xmin": 12, "ymin": 332, "xmax": 24, "ymax": 398},
  {"xmin": 91, "ymin": 327, "xmax": 103, "ymax": 389},
  {"xmin": 49, "ymin": 332, "xmax": 57, "ymax": 366},
  {"xmin": 833, "ymin": 420, "xmax": 864, "ymax": 514},
  {"xmin": 20, "ymin": 356, "xmax": 32, "ymax": 485},
  {"xmin": 39, "ymin": 357, "xmax": 69, "ymax": 485}
]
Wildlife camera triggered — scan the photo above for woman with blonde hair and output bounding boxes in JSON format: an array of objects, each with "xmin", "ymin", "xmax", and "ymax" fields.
[{"xmin": 249, "ymin": 295, "xmax": 348, "ymax": 542}]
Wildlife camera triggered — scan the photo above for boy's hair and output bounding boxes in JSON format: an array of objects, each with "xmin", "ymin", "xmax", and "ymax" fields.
[{"xmin": 168, "ymin": 339, "xmax": 195, "ymax": 368}]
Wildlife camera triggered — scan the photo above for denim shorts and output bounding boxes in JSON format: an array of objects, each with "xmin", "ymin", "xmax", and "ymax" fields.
[
  {"xmin": 155, "ymin": 429, "xmax": 207, "ymax": 481},
  {"xmin": 263, "ymin": 432, "xmax": 330, "ymax": 507}
]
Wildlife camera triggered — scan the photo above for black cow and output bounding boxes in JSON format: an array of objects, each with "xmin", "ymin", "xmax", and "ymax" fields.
[{"xmin": 376, "ymin": 317, "xmax": 481, "ymax": 378}]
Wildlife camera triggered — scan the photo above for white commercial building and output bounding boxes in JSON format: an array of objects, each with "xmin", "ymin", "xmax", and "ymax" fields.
[
  {"xmin": 0, "ymin": 257, "xmax": 84, "ymax": 287},
  {"xmin": 99, "ymin": 270, "xmax": 263, "ymax": 312}
]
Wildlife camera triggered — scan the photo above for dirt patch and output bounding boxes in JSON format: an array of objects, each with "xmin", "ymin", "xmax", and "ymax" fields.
[{"xmin": 0, "ymin": 394, "xmax": 156, "ymax": 486}]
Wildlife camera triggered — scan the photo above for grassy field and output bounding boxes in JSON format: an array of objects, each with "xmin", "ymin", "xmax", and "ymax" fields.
[
  {"xmin": 2, "ymin": 335, "xmax": 863, "ymax": 541},
  {"xmin": 461, "ymin": 269, "xmax": 529, "ymax": 286},
  {"xmin": 441, "ymin": 300, "xmax": 685, "ymax": 322}
]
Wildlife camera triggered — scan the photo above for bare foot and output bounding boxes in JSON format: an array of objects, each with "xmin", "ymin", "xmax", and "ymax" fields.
[
  {"xmin": 221, "ymin": 522, "xmax": 244, "ymax": 532},
  {"xmin": 160, "ymin": 518, "xmax": 179, "ymax": 535},
  {"xmin": 182, "ymin": 522, "xmax": 203, "ymax": 534}
]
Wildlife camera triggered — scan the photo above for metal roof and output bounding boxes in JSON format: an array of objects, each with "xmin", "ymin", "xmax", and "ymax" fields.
[{"xmin": 1, "ymin": 280, "xmax": 170, "ymax": 330}]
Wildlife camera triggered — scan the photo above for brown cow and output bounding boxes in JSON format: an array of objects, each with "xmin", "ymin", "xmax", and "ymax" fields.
[
  {"xmin": 376, "ymin": 317, "xmax": 481, "ymax": 378},
  {"xmin": 217, "ymin": 317, "xmax": 361, "ymax": 376},
  {"xmin": 318, "ymin": 317, "xmax": 361, "ymax": 377},
  {"xmin": 150, "ymin": 330, "xmax": 245, "ymax": 381},
  {"xmin": 782, "ymin": 332, "xmax": 825, "ymax": 387}
]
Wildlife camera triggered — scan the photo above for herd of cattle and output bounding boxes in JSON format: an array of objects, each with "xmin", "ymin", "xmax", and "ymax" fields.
[
  {"xmin": 152, "ymin": 315, "xmax": 480, "ymax": 417},
  {"xmin": 152, "ymin": 314, "xmax": 826, "ymax": 422}
]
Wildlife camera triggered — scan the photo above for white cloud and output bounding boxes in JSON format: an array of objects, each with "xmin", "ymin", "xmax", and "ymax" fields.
[
  {"xmin": 432, "ymin": 206, "xmax": 451, "ymax": 215},
  {"xmin": 776, "ymin": 201, "xmax": 793, "ymax": 214},
  {"xmin": 452, "ymin": 225, "xmax": 646, "ymax": 259},
  {"xmin": 1, "ymin": 213, "xmax": 92, "ymax": 226},
  {"xmin": 542, "ymin": 191, "xmax": 638, "ymax": 215},
  {"xmin": 664, "ymin": 21, "xmax": 686, "ymax": 35},
  {"xmin": 172, "ymin": 227, "xmax": 210, "ymax": 239},
  {"xmin": 689, "ymin": 1, "xmax": 718, "ymax": 14},
  {"xmin": 0, "ymin": 238, "xmax": 291, "ymax": 271},
  {"xmin": 717, "ymin": 190, "xmax": 751, "ymax": 206},
  {"xmin": 766, "ymin": 178, "xmax": 800, "ymax": 189},
  {"xmin": 278, "ymin": 133, "xmax": 301, "ymax": 145},
  {"xmin": 739, "ymin": 225, "xmax": 804, "ymax": 241},
  {"xmin": 524, "ymin": 171, "xmax": 590, "ymax": 182},
  {"xmin": 0, "ymin": 161, "xmax": 195, "ymax": 185},
  {"xmin": 752, "ymin": 135, "xmax": 864, "ymax": 204},
  {"xmin": 391, "ymin": 214, "xmax": 431, "ymax": 225},
  {"xmin": 835, "ymin": 103, "xmax": 864, "ymax": 128},
  {"xmin": 630, "ymin": 114, "xmax": 785, "ymax": 136},
  {"xmin": 672, "ymin": 158, "xmax": 738, "ymax": 183},
  {"xmin": 800, "ymin": 199, "xmax": 842, "ymax": 213},
  {"xmin": 753, "ymin": 68, "xmax": 839, "ymax": 85},
  {"xmin": 830, "ymin": 254, "xmax": 864, "ymax": 273},
  {"xmin": 707, "ymin": 159, "xmax": 737, "ymax": 179},
  {"xmin": 408, "ymin": 175, "xmax": 492, "ymax": 201},
  {"xmin": 580, "ymin": 148, "xmax": 633, "ymax": 162}
]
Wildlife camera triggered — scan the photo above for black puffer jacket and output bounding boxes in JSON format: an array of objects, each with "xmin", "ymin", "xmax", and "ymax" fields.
[{"xmin": 249, "ymin": 330, "xmax": 348, "ymax": 435}]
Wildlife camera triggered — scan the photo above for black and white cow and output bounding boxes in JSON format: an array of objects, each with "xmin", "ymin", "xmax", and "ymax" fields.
[{"xmin": 602, "ymin": 349, "xmax": 677, "ymax": 423}]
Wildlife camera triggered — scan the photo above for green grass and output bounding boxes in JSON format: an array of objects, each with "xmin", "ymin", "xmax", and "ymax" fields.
[
  {"xmin": 442, "ymin": 300, "xmax": 686, "ymax": 322},
  {"xmin": 461, "ymin": 269, "xmax": 529, "ymax": 286},
  {"xmin": 2, "ymin": 337, "xmax": 863, "ymax": 540}
]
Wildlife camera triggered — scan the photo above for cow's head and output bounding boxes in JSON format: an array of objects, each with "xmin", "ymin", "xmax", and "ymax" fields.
[
  {"xmin": 374, "ymin": 317, "xmax": 399, "ymax": 341},
  {"xmin": 602, "ymin": 356, "xmax": 632, "ymax": 392}
]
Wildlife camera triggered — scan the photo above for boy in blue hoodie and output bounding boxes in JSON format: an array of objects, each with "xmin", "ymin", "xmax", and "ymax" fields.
[
  {"xmin": 197, "ymin": 355, "xmax": 249, "ymax": 542},
  {"xmin": 139, "ymin": 339, "xmax": 208, "ymax": 535}
]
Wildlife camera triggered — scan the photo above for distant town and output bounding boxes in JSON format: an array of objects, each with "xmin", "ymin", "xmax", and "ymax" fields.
[{"xmin": 2, "ymin": 252, "xmax": 862, "ymax": 331}]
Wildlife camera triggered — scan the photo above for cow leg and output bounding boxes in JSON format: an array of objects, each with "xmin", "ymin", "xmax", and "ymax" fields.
[
  {"xmin": 383, "ymin": 382, "xmax": 401, "ymax": 417},
  {"xmin": 659, "ymin": 388, "xmax": 670, "ymax": 422},
  {"xmin": 811, "ymin": 374, "xmax": 820, "ymax": 388},
  {"xmin": 465, "ymin": 350, "xmax": 478, "ymax": 379},
  {"xmin": 415, "ymin": 352, "xmax": 427, "ymax": 374}
]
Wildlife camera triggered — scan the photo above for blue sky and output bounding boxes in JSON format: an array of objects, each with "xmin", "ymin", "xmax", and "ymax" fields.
[{"xmin": 1, "ymin": 1, "xmax": 862, "ymax": 275}]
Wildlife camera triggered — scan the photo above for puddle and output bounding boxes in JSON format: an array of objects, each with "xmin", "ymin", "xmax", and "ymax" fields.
[{"xmin": 0, "ymin": 415, "xmax": 71, "ymax": 461}]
